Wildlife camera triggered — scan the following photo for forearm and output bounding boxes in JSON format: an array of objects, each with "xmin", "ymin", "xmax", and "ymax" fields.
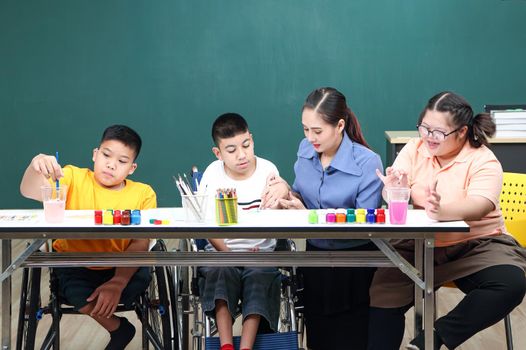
[
  {"xmin": 20, "ymin": 166, "xmax": 49, "ymax": 200},
  {"xmin": 209, "ymin": 238, "xmax": 229, "ymax": 251},
  {"xmin": 434, "ymin": 196, "xmax": 494, "ymax": 221}
]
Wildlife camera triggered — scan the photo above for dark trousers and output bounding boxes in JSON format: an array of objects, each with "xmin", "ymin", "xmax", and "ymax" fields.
[
  {"xmin": 302, "ymin": 241, "xmax": 377, "ymax": 350},
  {"xmin": 367, "ymin": 265, "xmax": 526, "ymax": 349}
]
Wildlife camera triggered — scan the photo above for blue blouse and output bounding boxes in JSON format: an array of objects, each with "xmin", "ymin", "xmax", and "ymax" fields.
[{"xmin": 292, "ymin": 133, "xmax": 384, "ymax": 249}]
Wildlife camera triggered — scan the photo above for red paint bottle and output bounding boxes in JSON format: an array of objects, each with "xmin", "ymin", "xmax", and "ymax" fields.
[
  {"xmin": 113, "ymin": 210, "xmax": 121, "ymax": 224},
  {"xmin": 376, "ymin": 208, "xmax": 386, "ymax": 223},
  {"xmin": 121, "ymin": 210, "xmax": 131, "ymax": 225},
  {"xmin": 94, "ymin": 210, "xmax": 103, "ymax": 225}
]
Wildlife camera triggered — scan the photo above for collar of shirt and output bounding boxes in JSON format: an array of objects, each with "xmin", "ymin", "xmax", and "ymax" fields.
[
  {"xmin": 297, "ymin": 133, "xmax": 363, "ymax": 176},
  {"xmin": 416, "ymin": 138, "xmax": 478, "ymax": 168}
]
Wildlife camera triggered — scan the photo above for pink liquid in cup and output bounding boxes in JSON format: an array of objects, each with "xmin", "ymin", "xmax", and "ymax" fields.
[
  {"xmin": 389, "ymin": 200, "xmax": 408, "ymax": 224},
  {"xmin": 44, "ymin": 200, "xmax": 66, "ymax": 223}
]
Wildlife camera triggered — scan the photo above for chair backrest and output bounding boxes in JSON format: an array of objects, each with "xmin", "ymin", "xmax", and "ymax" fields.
[
  {"xmin": 500, "ymin": 172, "xmax": 526, "ymax": 246},
  {"xmin": 194, "ymin": 238, "xmax": 208, "ymax": 250}
]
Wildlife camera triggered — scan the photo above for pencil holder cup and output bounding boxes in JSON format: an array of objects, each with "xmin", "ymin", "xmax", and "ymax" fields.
[
  {"xmin": 181, "ymin": 194, "xmax": 208, "ymax": 223},
  {"xmin": 215, "ymin": 197, "xmax": 238, "ymax": 225}
]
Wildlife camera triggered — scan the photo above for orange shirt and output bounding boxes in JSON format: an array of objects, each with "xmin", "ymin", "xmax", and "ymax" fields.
[
  {"xmin": 394, "ymin": 138, "xmax": 506, "ymax": 247},
  {"xmin": 52, "ymin": 165, "xmax": 157, "ymax": 255}
]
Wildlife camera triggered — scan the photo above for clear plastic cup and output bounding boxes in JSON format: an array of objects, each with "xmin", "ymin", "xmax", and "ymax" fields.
[
  {"xmin": 181, "ymin": 194, "xmax": 208, "ymax": 223},
  {"xmin": 41, "ymin": 185, "xmax": 68, "ymax": 223},
  {"xmin": 387, "ymin": 187, "xmax": 410, "ymax": 224}
]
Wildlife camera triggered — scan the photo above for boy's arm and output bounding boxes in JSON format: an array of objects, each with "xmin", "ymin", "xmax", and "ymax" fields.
[
  {"xmin": 208, "ymin": 238, "xmax": 229, "ymax": 251},
  {"xmin": 20, "ymin": 154, "xmax": 64, "ymax": 201},
  {"xmin": 87, "ymin": 238, "xmax": 149, "ymax": 318}
]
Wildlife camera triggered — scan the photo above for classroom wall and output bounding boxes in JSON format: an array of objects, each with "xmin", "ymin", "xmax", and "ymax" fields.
[{"xmin": 1, "ymin": 0, "xmax": 526, "ymax": 208}]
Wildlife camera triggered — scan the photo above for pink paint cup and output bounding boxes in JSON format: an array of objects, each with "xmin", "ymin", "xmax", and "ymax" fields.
[
  {"xmin": 387, "ymin": 187, "xmax": 410, "ymax": 224},
  {"xmin": 41, "ymin": 185, "xmax": 68, "ymax": 223}
]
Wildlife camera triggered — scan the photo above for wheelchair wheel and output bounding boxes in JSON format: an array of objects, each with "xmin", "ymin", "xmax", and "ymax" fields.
[
  {"xmin": 16, "ymin": 267, "xmax": 42, "ymax": 350},
  {"xmin": 141, "ymin": 264, "xmax": 174, "ymax": 350},
  {"xmin": 277, "ymin": 272, "xmax": 296, "ymax": 333},
  {"xmin": 175, "ymin": 239, "xmax": 190, "ymax": 350},
  {"xmin": 139, "ymin": 239, "xmax": 177, "ymax": 350}
]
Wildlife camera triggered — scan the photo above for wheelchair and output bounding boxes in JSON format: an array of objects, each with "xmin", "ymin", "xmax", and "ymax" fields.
[
  {"xmin": 16, "ymin": 239, "xmax": 177, "ymax": 350},
  {"xmin": 173, "ymin": 238, "xmax": 305, "ymax": 350}
]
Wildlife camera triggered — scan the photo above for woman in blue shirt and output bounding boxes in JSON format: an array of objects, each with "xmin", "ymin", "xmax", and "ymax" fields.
[{"xmin": 277, "ymin": 87, "xmax": 383, "ymax": 350}]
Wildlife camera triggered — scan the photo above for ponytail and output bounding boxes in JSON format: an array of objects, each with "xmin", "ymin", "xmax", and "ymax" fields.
[
  {"xmin": 468, "ymin": 112, "xmax": 495, "ymax": 148},
  {"xmin": 345, "ymin": 108, "xmax": 370, "ymax": 149}
]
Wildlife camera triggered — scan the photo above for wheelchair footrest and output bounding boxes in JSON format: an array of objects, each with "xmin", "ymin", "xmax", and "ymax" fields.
[{"xmin": 205, "ymin": 331, "xmax": 298, "ymax": 350}]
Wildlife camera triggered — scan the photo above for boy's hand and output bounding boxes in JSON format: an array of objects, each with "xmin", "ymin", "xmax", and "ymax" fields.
[
  {"xmin": 87, "ymin": 279, "xmax": 126, "ymax": 318},
  {"xmin": 31, "ymin": 154, "xmax": 63, "ymax": 182},
  {"xmin": 260, "ymin": 173, "xmax": 290, "ymax": 209},
  {"xmin": 278, "ymin": 191, "xmax": 306, "ymax": 210}
]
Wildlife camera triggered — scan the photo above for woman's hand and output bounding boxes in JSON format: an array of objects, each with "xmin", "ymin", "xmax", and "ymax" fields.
[
  {"xmin": 260, "ymin": 173, "xmax": 290, "ymax": 209},
  {"xmin": 376, "ymin": 167, "xmax": 408, "ymax": 188},
  {"xmin": 424, "ymin": 180, "xmax": 441, "ymax": 220},
  {"xmin": 278, "ymin": 191, "xmax": 306, "ymax": 210}
]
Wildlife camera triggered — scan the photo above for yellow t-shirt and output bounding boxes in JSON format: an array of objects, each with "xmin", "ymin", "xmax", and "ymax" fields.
[
  {"xmin": 52, "ymin": 165, "xmax": 157, "ymax": 254},
  {"xmin": 394, "ymin": 138, "xmax": 506, "ymax": 247}
]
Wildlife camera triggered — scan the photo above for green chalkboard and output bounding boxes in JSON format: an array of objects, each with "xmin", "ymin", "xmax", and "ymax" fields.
[{"xmin": 1, "ymin": 0, "xmax": 526, "ymax": 208}]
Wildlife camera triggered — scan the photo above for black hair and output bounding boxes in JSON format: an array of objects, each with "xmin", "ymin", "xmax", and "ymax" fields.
[
  {"xmin": 100, "ymin": 125, "xmax": 142, "ymax": 160},
  {"xmin": 303, "ymin": 87, "xmax": 370, "ymax": 149},
  {"xmin": 211, "ymin": 113, "xmax": 249, "ymax": 146},
  {"xmin": 418, "ymin": 91, "xmax": 495, "ymax": 148}
]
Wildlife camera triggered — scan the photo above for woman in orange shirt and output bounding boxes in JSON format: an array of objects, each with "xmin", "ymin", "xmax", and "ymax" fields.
[{"xmin": 369, "ymin": 92, "xmax": 526, "ymax": 350}]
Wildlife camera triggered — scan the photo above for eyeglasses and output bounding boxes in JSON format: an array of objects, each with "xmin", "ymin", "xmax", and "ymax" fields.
[{"xmin": 416, "ymin": 124, "xmax": 463, "ymax": 141}]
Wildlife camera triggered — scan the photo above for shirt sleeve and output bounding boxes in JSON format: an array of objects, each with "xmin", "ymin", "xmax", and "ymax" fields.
[
  {"xmin": 141, "ymin": 186, "xmax": 157, "ymax": 209},
  {"xmin": 467, "ymin": 158, "xmax": 503, "ymax": 207},
  {"xmin": 291, "ymin": 158, "xmax": 300, "ymax": 194},
  {"xmin": 356, "ymin": 154, "xmax": 384, "ymax": 209},
  {"xmin": 271, "ymin": 162, "xmax": 279, "ymax": 176},
  {"xmin": 58, "ymin": 165, "xmax": 74, "ymax": 188}
]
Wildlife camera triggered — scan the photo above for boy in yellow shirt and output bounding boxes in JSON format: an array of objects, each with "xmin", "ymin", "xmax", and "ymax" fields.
[{"xmin": 20, "ymin": 124, "xmax": 156, "ymax": 350}]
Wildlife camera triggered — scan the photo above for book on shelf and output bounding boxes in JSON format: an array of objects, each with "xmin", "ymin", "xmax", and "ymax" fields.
[
  {"xmin": 494, "ymin": 130, "xmax": 526, "ymax": 138},
  {"xmin": 495, "ymin": 118, "xmax": 526, "ymax": 125},
  {"xmin": 491, "ymin": 110, "xmax": 526, "ymax": 121},
  {"xmin": 491, "ymin": 110, "xmax": 526, "ymax": 138},
  {"xmin": 496, "ymin": 124, "xmax": 526, "ymax": 131}
]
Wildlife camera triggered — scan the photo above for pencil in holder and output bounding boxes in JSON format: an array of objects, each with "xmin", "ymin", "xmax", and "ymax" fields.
[{"xmin": 215, "ymin": 195, "xmax": 238, "ymax": 225}]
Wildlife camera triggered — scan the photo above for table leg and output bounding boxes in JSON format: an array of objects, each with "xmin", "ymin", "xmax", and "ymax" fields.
[
  {"xmin": 414, "ymin": 238, "xmax": 424, "ymax": 338},
  {"xmin": 424, "ymin": 238, "xmax": 435, "ymax": 350},
  {"xmin": 2, "ymin": 239, "xmax": 12, "ymax": 350}
]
